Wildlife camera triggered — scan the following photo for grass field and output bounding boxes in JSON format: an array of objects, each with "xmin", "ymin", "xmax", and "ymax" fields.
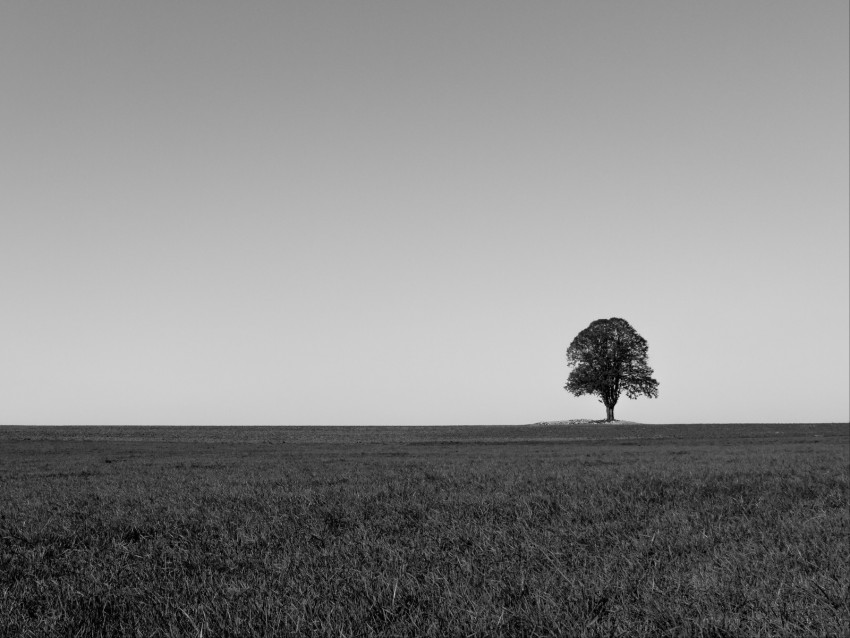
[{"xmin": 1, "ymin": 423, "xmax": 847, "ymax": 637}]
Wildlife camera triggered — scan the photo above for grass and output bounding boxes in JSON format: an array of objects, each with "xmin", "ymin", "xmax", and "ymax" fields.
[{"xmin": 1, "ymin": 423, "xmax": 847, "ymax": 637}]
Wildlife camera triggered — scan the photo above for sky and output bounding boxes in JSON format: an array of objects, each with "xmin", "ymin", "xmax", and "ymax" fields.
[{"xmin": 1, "ymin": 2, "xmax": 847, "ymax": 425}]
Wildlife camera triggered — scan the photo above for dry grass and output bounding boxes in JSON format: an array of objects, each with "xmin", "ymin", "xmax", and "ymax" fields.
[{"xmin": 1, "ymin": 423, "xmax": 847, "ymax": 637}]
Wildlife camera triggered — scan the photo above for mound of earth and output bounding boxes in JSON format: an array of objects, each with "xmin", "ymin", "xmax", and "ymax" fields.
[{"xmin": 533, "ymin": 419, "xmax": 640, "ymax": 425}]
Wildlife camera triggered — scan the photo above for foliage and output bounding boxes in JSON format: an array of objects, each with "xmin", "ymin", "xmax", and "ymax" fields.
[
  {"xmin": 0, "ymin": 424, "xmax": 847, "ymax": 637},
  {"xmin": 565, "ymin": 318, "xmax": 659, "ymax": 421}
]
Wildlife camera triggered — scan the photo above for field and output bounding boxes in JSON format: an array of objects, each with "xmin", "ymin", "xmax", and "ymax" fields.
[{"xmin": 1, "ymin": 423, "xmax": 847, "ymax": 637}]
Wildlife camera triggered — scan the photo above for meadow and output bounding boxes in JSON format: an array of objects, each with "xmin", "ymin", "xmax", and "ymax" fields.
[{"xmin": 1, "ymin": 423, "xmax": 847, "ymax": 637}]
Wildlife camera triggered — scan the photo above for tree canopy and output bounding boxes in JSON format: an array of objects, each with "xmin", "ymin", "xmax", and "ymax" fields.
[{"xmin": 565, "ymin": 317, "xmax": 659, "ymax": 422}]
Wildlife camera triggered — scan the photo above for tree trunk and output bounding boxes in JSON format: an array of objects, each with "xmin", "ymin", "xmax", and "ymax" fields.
[{"xmin": 606, "ymin": 405, "xmax": 614, "ymax": 422}]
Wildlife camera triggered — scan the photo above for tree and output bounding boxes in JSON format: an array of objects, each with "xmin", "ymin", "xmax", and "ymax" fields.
[{"xmin": 565, "ymin": 317, "xmax": 659, "ymax": 422}]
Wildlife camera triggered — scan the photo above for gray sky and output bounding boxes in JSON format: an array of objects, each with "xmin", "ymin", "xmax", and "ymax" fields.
[{"xmin": 2, "ymin": 2, "xmax": 847, "ymax": 425}]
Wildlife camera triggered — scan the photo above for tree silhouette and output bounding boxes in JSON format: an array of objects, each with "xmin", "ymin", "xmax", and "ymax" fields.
[{"xmin": 565, "ymin": 318, "xmax": 659, "ymax": 422}]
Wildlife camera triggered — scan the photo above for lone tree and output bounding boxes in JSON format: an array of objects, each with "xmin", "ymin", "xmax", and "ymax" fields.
[{"xmin": 565, "ymin": 317, "xmax": 659, "ymax": 422}]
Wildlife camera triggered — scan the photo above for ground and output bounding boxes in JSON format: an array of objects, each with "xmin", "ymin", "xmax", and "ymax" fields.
[
  {"xmin": 1, "ymin": 422, "xmax": 847, "ymax": 637},
  {"xmin": 534, "ymin": 419, "xmax": 641, "ymax": 425}
]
